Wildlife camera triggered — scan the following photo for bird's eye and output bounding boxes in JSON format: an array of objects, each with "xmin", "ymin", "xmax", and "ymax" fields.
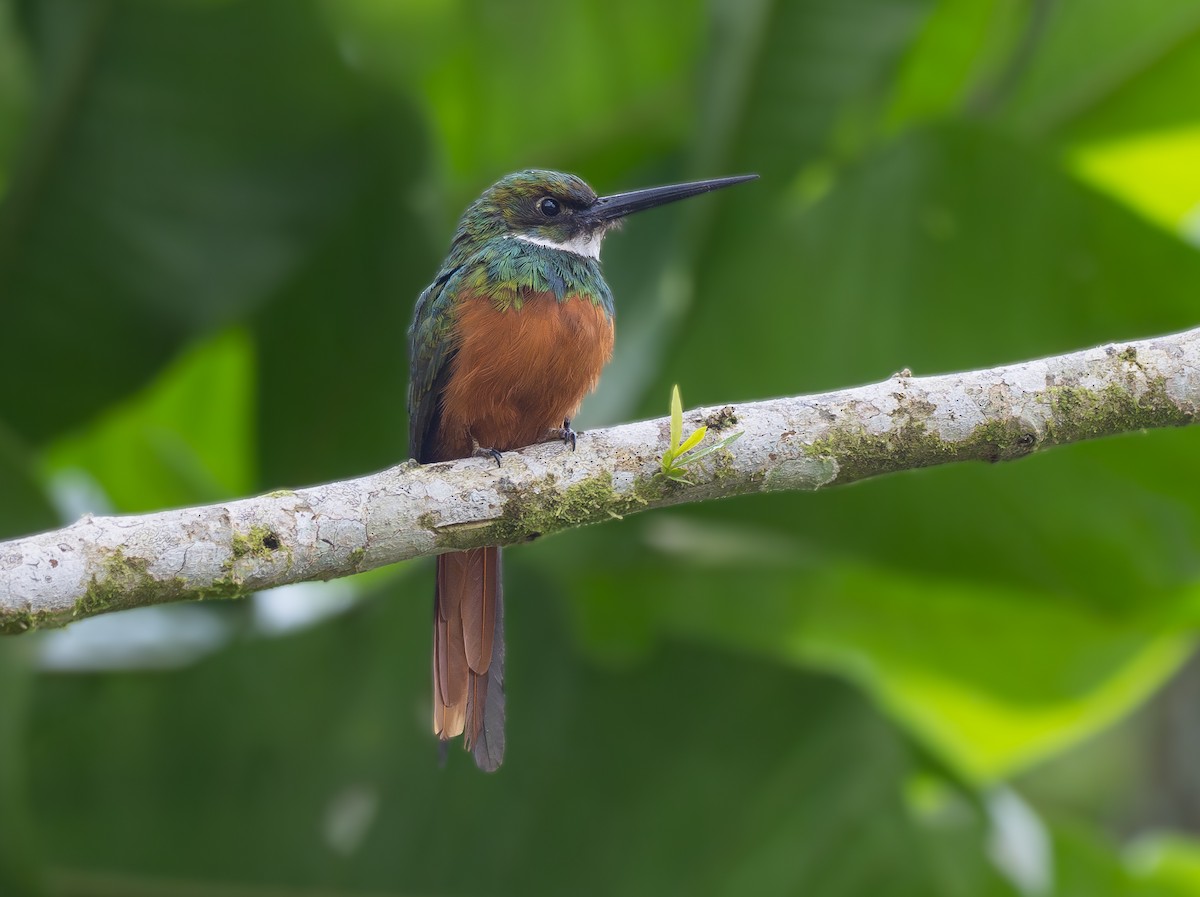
[{"xmin": 538, "ymin": 197, "xmax": 561, "ymax": 217}]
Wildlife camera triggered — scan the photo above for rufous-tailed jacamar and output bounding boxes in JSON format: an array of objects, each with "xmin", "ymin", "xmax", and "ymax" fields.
[{"xmin": 407, "ymin": 169, "xmax": 756, "ymax": 770}]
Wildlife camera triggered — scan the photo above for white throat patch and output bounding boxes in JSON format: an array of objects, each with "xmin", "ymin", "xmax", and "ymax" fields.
[{"xmin": 512, "ymin": 231, "xmax": 604, "ymax": 260}]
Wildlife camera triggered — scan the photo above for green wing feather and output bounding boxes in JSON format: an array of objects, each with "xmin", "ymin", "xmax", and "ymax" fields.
[
  {"xmin": 407, "ymin": 267, "xmax": 463, "ymax": 462},
  {"xmin": 406, "ymin": 240, "xmax": 614, "ymax": 462}
]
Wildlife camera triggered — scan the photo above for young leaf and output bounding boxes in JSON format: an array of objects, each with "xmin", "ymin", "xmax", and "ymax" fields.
[
  {"xmin": 676, "ymin": 425, "xmax": 708, "ymax": 456},
  {"xmin": 675, "ymin": 431, "xmax": 743, "ymax": 466},
  {"xmin": 670, "ymin": 384, "xmax": 683, "ymax": 453},
  {"xmin": 658, "ymin": 385, "xmax": 742, "ymax": 482}
]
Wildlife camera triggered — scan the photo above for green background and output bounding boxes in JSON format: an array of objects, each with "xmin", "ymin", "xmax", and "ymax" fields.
[{"xmin": 3, "ymin": 0, "xmax": 1200, "ymax": 894}]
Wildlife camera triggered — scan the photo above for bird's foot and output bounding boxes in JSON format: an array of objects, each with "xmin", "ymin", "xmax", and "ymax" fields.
[
  {"xmin": 471, "ymin": 438, "xmax": 503, "ymax": 467},
  {"xmin": 544, "ymin": 418, "xmax": 579, "ymax": 451}
]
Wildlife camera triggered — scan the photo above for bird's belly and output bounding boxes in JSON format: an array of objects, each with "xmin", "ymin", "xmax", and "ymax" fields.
[{"xmin": 434, "ymin": 293, "xmax": 615, "ymax": 460}]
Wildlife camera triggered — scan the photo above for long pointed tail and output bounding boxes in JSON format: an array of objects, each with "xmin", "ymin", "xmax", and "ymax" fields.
[{"xmin": 433, "ymin": 547, "xmax": 505, "ymax": 771}]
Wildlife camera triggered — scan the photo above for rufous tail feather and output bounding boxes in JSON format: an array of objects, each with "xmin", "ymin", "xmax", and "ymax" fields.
[{"xmin": 433, "ymin": 547, "xmax": 505, "ymax": 771}]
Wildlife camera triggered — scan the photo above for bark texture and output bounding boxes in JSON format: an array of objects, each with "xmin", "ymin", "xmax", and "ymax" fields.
[{"xmin": 2, "ymin": 328, "xmax": 1198, "ymax": 633}]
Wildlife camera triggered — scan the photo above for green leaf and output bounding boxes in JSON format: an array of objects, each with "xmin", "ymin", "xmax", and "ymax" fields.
[
  {"xmin": 676, "ymin": 424, "xmax": 708, "ymax": 457},
  {"xmin": 590, "ymin": 0, "xmax": 935, "ymax": 425},
  {"xmin": 0, "ymin": 0, "xmax": 392, "ymax": 443},
  {"xmin": 0, "ymin": 0, "xmax": 31, "ymax": 185},
  {"xmin": 669, "ymin": 384, "xmax": 683, "ymax": 453},
  {"xmin": 884, "ymin": 0, "xmax": 1012, "ymax": 132},
  {"xmin": 326, "ymin": 0, "xmax": 703, "ymax": 188},
  {"xmin": 26, "ymin": 571, "xmax": 1016, "ymax": 896},
  {"xmin": 988, "ymin": 0, "xmax": 1200, "ymax": 141},
  {"xmin": 618, "ymin": 123, "xmax": 1200, "ymax": 777},
  {"xmin": 42, "ymin": 327, "xmax": 255, "ymax": 512},
  {"xmin": 1127, "ymin": 834, "xmax": 1200, "ymax": 895},
  {"xmin": 0, "ymin": 641, "xmax": 43, "ymax": 895},
  {"xmin": 0, "ymin": 421, "xmax": 55, "ymax": 541},
  {"xmin": 3, "ymin": 1, "xmax": 1194, "ymax": 888},
  {"xmin": 676, "ymin": 431, "xmax": 743, "ymax": 468},
  {"xmin": 566, "ymin": 534, "xmax": 1191, "ymax": 782},
  {"xmin": 250, "ymin": 93, "xmax": 434, "ymax": 487},
  {"xmin": 1051, "ymin": 824, "xmax": 1200, "ymax": 897},
  {"xmin": 1069, "ymin": 124, "xmax": 1200, "ymax": 234},
  {"xmin": 697, "ymin": 0, "xmax": 933, "ymax": 182}
]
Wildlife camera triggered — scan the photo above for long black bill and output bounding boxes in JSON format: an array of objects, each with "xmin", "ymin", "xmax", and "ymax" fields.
[{"xmin": 588, "ymin": 173, "xmax": 758, "ymax": 222}]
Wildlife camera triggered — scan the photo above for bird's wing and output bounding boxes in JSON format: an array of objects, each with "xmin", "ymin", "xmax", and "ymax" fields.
[{"xmin": 407, "ymin": 267, "xmax": 463, "ymax": 462}]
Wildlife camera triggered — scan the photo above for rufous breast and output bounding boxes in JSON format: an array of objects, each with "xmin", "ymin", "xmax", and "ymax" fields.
[{"xmin": 433, "ymin": 291, "xmax": 615, "ymax": 460}]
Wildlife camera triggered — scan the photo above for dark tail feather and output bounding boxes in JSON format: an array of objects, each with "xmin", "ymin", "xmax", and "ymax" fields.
[
  {"xmin": 469, "ymin": 549, "xmax": 505, "ymax": 771},
  {"xmin": 433, "ymin": 547, "xmax": 505, "ymax": 772}
]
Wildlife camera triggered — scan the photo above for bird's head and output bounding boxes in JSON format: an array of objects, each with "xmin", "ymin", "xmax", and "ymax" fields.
[{"xmin": 455, "ymin": 169, "xmax": 757, "ymax": 261}]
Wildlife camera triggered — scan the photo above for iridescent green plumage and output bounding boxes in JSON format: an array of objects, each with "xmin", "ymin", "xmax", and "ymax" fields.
[
  {"xmin": 407, "ymin": 170, "xmax": 615, "ymax": 462},
  {"xmin": 405, "ymin": 168, "xmax": 756, "ymax": 771}
]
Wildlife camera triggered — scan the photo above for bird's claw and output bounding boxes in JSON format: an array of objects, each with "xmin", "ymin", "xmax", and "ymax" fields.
[
  {"xmin": 546, "ymin": 418, "xmax": 579, "ymax": 451},
  {"xmin": 471, "ymin": 439, "xmax": 503, "ymax": 467}
]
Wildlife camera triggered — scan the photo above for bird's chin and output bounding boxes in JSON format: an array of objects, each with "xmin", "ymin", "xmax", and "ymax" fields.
[{"xmin": 512, "ymin": 229, "xmax": 606, "ymax": 260}]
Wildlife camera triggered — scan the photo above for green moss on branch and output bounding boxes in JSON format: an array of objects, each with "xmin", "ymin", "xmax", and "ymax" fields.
[
  {"xmin": 1045, "ymin": 379, "xmax": 1191, "ymax": 443},
  {"xmin": 1, "ymin": 548, "xmax": 247, "ymax": 635},
  {"xmin": 804, "ymin": 416, "xmax": 1036, "ymax": 484}
]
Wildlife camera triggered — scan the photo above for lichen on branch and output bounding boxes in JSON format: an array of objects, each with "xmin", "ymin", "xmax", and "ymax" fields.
[{"xmin": 2, "ymin": 327, "xmax": 1198, "ymax": 633}]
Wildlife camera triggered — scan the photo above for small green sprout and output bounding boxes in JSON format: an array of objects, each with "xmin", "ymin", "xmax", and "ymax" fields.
[{"xmin": 659, "ymin": 385, "xmax": 743, "ymax": 483}]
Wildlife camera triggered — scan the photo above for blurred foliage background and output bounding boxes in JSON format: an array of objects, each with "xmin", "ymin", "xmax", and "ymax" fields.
[{"xmin": 2, "ymin": 0, "xmax": 1200, "ymax": 894}]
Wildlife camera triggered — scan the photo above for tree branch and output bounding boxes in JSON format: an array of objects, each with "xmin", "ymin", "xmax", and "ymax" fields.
[{"xmin": 3, "ymin": 327, "xmax": 1199, "ymax": 633}]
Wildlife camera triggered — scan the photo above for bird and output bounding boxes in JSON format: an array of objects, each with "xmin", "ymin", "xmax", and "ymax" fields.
[{"xmin": 407, "ymin": 169, "xmax": 757, "ymax": 770}]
